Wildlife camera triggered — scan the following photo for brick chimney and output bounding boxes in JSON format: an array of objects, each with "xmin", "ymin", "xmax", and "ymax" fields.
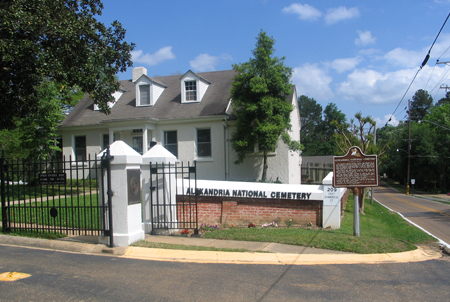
[{"xmin": 132, "ymin": 67, "xmax": 147, "ymax": 82}]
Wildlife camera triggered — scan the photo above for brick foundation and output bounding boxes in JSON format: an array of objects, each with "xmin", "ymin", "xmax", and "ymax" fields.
[{"xmin": 177, "ymin": 195, "xmax": 322, "ymax": 228}]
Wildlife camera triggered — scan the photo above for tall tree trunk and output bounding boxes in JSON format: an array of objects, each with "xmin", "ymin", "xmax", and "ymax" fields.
[
  {"xmin": 359, "ymin": 188, "xmax": 365, "ymax": 214},
  {"xmin": 261, "ymin": 150, "xmax": 268, "ymax": 182}
]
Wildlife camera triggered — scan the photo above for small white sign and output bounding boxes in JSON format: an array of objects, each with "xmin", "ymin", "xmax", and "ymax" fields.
[
  {"xmin": 323, "ymin": 186, "xmax": 340, "ymax": 206},
  {"xmin": 411, "ymin": 179, "xmax": 415, "ymax": 185}
]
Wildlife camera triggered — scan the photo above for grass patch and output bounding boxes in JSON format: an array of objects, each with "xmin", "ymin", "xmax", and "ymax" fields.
[
  {"xmin": 131, "ymin": 240, "xmax": 257, "ymax": 253},
  {"xmin": 201, "ymin": 195, "xmax": 436, "ymax": 254},
  {"xmin": 4, "ymin": 182, "xmax": 97, "ymax": 201},
  {"xmin": 0, "ymin": 226, "xmax": 67, "ymax": 240},
  {"xmin": 1, "ymin": 194, "xmax": 102, "ymax": 233}
]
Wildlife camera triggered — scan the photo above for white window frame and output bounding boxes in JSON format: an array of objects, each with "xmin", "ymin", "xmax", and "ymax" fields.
[
  {"xmin": 73, "ymin": 135, "xmax": 87, "ymax": 162},
  {"xmin": 163, "ymin": 130, "xmax": 178, "ymax": 158},
  {"xmin": 181, "ymin": 77, "xmax": 199, "ymax": 103},
  {"xmin": 195, "ymin": 128, "xmax": 212, "ymax": 160},
  {"xmin": 136, "ymin": 83, "xmax": 152, "ymax": 106}
]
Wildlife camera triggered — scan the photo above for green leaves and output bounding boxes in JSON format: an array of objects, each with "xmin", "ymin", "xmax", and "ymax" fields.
[
  {"xmin": 0, "ymin": 0, "xmax": 134, "ymax": 129},
  {"xmin": 230, "ymin": 30, "xmax": 299, "ymax": 181}
]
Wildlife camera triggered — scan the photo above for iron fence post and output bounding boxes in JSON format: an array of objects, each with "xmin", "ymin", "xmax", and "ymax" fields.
[
  {"xmin": 101, "ymin": 146, "xmax": 114, "ymax": 247},
  {"xmin": 1, "ymin": 150, "xmax": 6, "ymax": 232}
]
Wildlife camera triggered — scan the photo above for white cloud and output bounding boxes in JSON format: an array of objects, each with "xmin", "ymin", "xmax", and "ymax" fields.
[
  {"xmin": 282, "ymin": 3, "xmax": 322, "ymax": 21},
  {"xmin": 337, "ymin": 65, "xmax": 448, "ymax": 106},
  {"xmin": 325, "ymin": 6, "xmax": 360, "ymax": 25},
  {"xmin": 292, "ymin": 63, "xmax": 334, "ymax": 100},
  {"xmin": 429, "ymin": 33, "xmax": 450, "ymax": 60},
  {"xmin": 189, "ymin": 53, "xmax": 232, "ymax": 72},
  {"xmin": 384, "ymin": 47, "xmax": 424, "ymax": 68},
  {"xmin": 355, "ymin": 30, "xmax": 376, "ymax": 47},
  {"xmin": 131, "ymin": 47, "xmax": 175, "ymax": 66},
  {"xmin": 374, "ymin": 115, "xmax": 399, "ymax": 127},
  {"xmin": 331, "ymin": 57, "xmax": 362, "ymax": 73},
  {"xmin": 381, "ymin": 34, "xmax": 450, "ymax": 69},
  {"xmin": 337, "ymin": 68, "xmax": 415, "ymax": 105}
]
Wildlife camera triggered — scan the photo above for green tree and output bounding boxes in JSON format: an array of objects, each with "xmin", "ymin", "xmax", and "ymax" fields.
[
  {"xmin": 298, "ymin": 98, "xmax": 347, "ymax": 155},
  {"xmin": 418, "ymin": 103, "xmax": 450, "ymax": 192},
  {"xmin": 0, "ymin": 0, "xmax": 134, "ymax": 130},
  {"xmin": 436, "ymin": 91, "xmax": 450, "ymax": 107},
  {"xmin": 298, "ymin": 95, "xmax": 322, "ymax": 156},
  {"xmin": 18, "ymin": 80, "xmax": 67, "ymax": 159},
  {"xmin": 0, "ymin": 79, "xmax": 82, "ymax": 160},
  {"xmin": 333, "ymin": 112, "xmax": 388, "ymax": 213},
  {"xmin": 231, "ymin": 30, "xmax": 301, "ymax": 182},
  {"xmin": 408, "ymin": 89, "xmax": 433, "ymax": 121},
  {"xmin": 319, "ymin": 103, "xmax": 347, "ymax": 155}
]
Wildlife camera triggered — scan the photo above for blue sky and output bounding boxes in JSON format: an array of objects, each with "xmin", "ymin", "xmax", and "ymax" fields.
[{"xmin": 98, "ymin": 1, "xmax": 450, "ymax": 126}]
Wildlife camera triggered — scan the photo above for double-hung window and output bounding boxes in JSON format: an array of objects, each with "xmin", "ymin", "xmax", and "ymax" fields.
[
  {"xmin": 164, "ymin": 131, "xmax": 178, "ymax": 158},
  {"xmin": 197, "ymin": 129, "xmax": 211, "ymax": 157},
  {"xmin": 185, "ymin": 81, "xmax": 197, "ymax": 101},
  {"xmin": 74, "ymin": 136, "xmax": 86, "ymax": 161}
]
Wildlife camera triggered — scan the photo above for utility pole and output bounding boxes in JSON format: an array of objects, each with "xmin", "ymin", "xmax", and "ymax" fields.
[
  {"xmin": 407, "ymin": 99, "xmax": 412, "ymax": 195},
  {"xmin": 440, "ymin": 85, "xmax": 450, "ymax": 93}
]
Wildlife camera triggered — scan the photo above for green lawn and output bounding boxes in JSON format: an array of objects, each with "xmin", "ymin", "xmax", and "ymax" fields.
[
  {"xmin": 1, "ymin": 194, "xmax": 103, "ymax": 231},
  {"xmin": 200, "ymin": 195, "xmax": 437, "ymax": 254},
  {"xmin": 3, "ymin": 182, "xmax": 97, "ymax": 200},
  {"xmin": 2, "ymin": 191, "xmax": 438, "ymax": 254}
]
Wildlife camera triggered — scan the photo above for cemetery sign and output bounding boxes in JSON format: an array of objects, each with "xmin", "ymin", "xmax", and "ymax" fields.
[{"xmin": 333, "ymin": 146, "xmax": 378, "ymax": 188}]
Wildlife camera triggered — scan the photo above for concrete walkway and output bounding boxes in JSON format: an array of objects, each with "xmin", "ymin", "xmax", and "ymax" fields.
[{"xmin": 0, "ymin": 233, "xmax": 443, "ymax": 266}]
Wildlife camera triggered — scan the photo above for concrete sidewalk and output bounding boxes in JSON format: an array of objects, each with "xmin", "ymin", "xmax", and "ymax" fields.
[{"xmin": 0, "ymin": 233, "xmax": 443, "ymax": 266}]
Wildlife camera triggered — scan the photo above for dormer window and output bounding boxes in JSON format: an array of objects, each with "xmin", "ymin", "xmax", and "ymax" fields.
[
  {"xmin": 180, "ymin": 70, "xmax": 211, "ymax": 104},
  {"xmin": 139, "ymin": 84, "xmax": 150, "ymax": 105},
  {"xmin": 185, "ymin": 81, "xmax": 197, "ymax": 101},
  {"xmin": 135, "ymin": 76, "xmax": 166, "ymax": 107},
  {"xmin": 94, "ymin": 90, "xmax": 123, "ymax": 110}
]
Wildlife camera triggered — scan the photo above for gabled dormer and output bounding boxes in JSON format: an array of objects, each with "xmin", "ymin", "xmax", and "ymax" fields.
[
  {"xmin": 180, "ymin": 70, "xmax": 211, "ymax": 103},
  {"xmin": 133, "ymin": 66, "xmax": 167, "ymax": 107},
  {"xmin": 94, "ymin": 89, "xmax": 124, "ymax": 111}
]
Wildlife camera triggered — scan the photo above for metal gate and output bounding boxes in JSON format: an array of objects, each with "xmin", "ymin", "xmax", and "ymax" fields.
[
  {"xmin": 1, "ymin": 149, "xmax": 113, "ymax": 246},
  {"xmin": 149, "ymin": 161, "xmax": 198, "ymax": 234}
]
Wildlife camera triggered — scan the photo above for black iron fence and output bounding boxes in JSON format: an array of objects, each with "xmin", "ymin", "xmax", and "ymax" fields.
[
  {"xmin": 1, "ymin": 151, "xmax": 113, "ymax": 246},
  {"xmin": 149, "ymin": 161, "xmax": 197, "ymax": 233}
]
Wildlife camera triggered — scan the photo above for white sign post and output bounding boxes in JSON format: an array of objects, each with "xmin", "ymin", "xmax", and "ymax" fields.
[{"xmin": 322, "ymin": 173, "xmax": 342, "ymax": 229}]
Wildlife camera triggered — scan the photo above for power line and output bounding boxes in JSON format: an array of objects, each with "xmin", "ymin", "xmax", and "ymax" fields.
[{"xmin": 385, "ymin": 12, "xmax": 450, "ymax": 127}]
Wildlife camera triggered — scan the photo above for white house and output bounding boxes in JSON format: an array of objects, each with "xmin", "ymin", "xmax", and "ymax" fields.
[{"xmin": 58, "ymin": 67, "xmax": 302, "ymax": 184}]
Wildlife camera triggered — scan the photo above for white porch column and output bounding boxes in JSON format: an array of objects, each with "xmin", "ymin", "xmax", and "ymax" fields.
[
  {"xmin": 322, "ymin": 172, "xmax": 343, "ymax": 229},
  {"xmin": 141, "ymin": 144, "xmax": 177, "ymax": 234},
  {"xmin": 98, "ymin": 141, "xmax": 145, "ymax": 246},
  {"xmin": 143, "ymin": 127, "xmax": 148, "ymax": 154},
  {"xmin": 109, "ymin": 128, "xmax": 114, "ymax": 145}
]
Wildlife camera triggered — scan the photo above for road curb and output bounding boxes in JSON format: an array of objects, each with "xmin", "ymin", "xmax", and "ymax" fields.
[
  {"xmin": 0, "ymin": 234, "xmax": 111, "ymax": 254},
  {"xmin": 121, "ymin": 246, "xmax": 442, "ymax": 265},
  {"xmin": 0, "ymin": 234, "xmax": 443, "ymax": 265}
]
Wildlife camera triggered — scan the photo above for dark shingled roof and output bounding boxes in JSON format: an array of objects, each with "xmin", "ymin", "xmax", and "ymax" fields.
[{"xmin": 60, "ymin": 69, "xmax": 237, "ymax": 127}]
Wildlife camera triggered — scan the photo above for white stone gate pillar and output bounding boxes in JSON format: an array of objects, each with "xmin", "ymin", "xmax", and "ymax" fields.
[
  {"xmin": 141, "ymin": 145, "xmax": 177, "ymax": 234},
  {"xmin": 98, "ymin": 141, "xmax": 144, "ymax": 246}
]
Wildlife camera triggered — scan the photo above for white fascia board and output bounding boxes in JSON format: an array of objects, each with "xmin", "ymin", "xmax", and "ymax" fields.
[{"xmin": 155, "ymin": 115, "xmax": 225, "ymax": 125}]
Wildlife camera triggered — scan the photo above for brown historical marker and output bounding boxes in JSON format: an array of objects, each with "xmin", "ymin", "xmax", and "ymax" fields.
[{"xmin": 333, "ymin": 146, "xmax": 378, "ymax": 188}]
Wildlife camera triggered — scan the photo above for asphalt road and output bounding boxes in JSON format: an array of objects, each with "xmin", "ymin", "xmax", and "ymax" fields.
[
  {"xmin": 1, "ymin": 244, "xmax": 450, "ymax": 301},
  {"xmin": 374, "ymin": 184, "xmax": 450, "ymax": 246}
]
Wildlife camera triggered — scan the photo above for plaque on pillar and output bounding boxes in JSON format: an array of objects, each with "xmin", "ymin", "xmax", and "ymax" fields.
[{"xmin": 127, "ymin": 169, "xmax": 141, "ymax": 205}]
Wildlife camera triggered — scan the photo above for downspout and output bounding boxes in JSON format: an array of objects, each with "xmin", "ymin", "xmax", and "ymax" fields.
[{"xmin": 223, "ymin": 117, "xmax": 229, "ymax": 181}]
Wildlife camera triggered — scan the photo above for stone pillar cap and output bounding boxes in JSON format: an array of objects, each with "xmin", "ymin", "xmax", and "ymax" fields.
[
  {"xmin": 97, "ymin": 140, "xmax": 142, "ymax": 165},
  {"xmin": 142, "ymin": 145, "xmax": 177, "ymax": 165}
]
